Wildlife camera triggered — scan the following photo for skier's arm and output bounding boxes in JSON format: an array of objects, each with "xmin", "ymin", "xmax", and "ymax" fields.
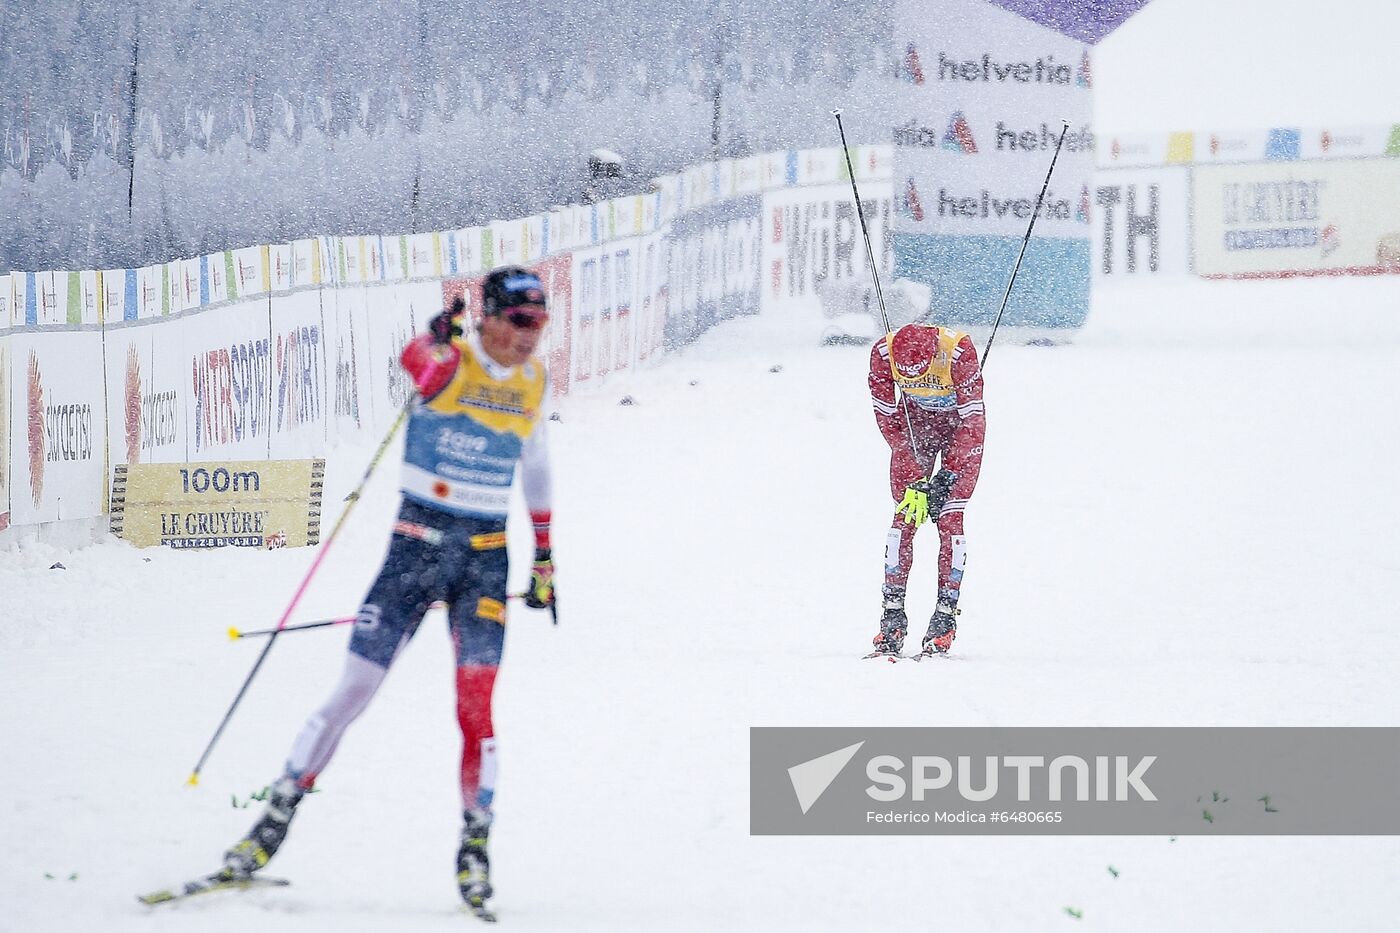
[
  {"xmin": 868, "ymin": 340, "xmax": 907, "ymax": 450},
  {"xmin": 948, "ymin": 334, "xmax": 986, "ymax": 465},
  {"xmin": 519, "ymin": 380, "xmax": 556, "ymax": 614},
  {"xmin": 400, "ymin": 332, "xmax": 460, "ymax": 400},
  {"xmin": 519, "ymin": 373, "xmax": 553, "ymax": 551}
]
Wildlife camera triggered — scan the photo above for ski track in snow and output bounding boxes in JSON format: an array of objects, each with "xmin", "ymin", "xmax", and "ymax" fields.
[{"xmin": 2, "ymin": 277, "xmax": 1398, "ymax": 930}]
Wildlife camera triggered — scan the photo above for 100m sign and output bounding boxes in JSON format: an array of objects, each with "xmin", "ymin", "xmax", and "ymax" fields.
[
  {"xmin": 179, "ymin": 466, "xmax": 261, "ymax": 494},
  {"xmin": 111, "ymin": 459, "xmax": 324, "ymax": 549}
]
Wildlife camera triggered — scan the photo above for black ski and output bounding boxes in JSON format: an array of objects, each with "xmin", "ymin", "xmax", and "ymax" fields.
[{"xmin": 137, "ymin": 869, "xmax": 290, "ymax": 906}]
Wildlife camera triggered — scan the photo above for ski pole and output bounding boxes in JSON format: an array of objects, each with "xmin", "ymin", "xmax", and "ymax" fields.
[
  {"xmin": 832, "ymin": 108, "xmax": 929, "ymax": 468},
  {"xmin": 229, "ymin": 594, "xmax": 548, "ymax": 640},
  {"xmin": 186, "ymin": 394, "xmax": 416, "ymax": 786},
  {"xmin": 228, "ymin": 616, "xmax": 356, "ymax": 640},
  {"xmin": 982, "ymin": 120, "xmax": 1069, "ymax": 369}
]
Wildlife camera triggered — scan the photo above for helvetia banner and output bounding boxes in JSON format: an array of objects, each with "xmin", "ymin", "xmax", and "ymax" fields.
[{"xmin": 891, "ymin": 0, "xmax": 1095, "ymax": 327}]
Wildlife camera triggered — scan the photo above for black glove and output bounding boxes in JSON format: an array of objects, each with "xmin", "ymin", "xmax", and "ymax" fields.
[
  {"xmin": 927, "ymin": 468, "xmax": 959, "ymax": 516},
  {"xmin": 429, "ymin": 296, "xmax": 466, "ymax": 344}
]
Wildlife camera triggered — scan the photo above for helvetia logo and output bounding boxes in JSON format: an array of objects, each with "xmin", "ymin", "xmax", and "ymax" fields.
[
  {"xmin": 899, "ymin": 43, "xmax": 924, "ymax": 85},
  {"xmin": 26, "ymin": 351, "xmax": 44, "ymax": 507},
  {"xmin": 1077, "ymin": 50, "xmax": 1092, "ymax": 88},
  {"xmin": 943, "ymin": 111, "xmax": 978, "ymax": 153},
  {"xmin": 903, "ymin": 178, "xmax": 925, "ymax": 222}
]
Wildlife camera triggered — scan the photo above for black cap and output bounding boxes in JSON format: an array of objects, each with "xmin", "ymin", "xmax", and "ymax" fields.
[{"xmin": 482, "ymin": 265, "xmax": 546, "ymax": 316}]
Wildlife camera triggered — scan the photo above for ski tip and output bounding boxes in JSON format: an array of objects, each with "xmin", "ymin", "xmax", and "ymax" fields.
[
  {"xmin": 185, "ymin": 772, "xmax": 199, "ymax": 787},
  {"xmin": 227, "ymin": 626, "xmax": 242, "ymax": 640}
]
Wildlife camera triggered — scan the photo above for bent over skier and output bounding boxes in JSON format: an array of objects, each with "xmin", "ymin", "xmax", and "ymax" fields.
[
  {"xmin": 868, "ymin": 321, "xmax": 985, "ymax": 657},
  {"xmin": 223, "ymin": 265, "xmax": 558, "ymax": 918}
]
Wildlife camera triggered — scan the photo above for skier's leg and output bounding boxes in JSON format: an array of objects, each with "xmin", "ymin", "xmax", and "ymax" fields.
[
  {"xmin": 883, "ymin": 448, "xmax": 926, "ymax": 592},
  {"xmin": 447, "ymin": 538, "xmax": 508, "ymax": 908},
  {"xmin": 224, "ymin": 512, "xmax": 446, "ymax": 874},
  {"xmin": 924, "ymin": 445, "xmax": 983, "ymax": 654},
  {"xmin": 873, "ymin": 448, "xmax": 927, "ymax": 652}
]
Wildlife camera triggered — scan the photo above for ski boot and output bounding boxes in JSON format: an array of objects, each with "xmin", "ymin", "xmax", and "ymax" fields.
[
  {"xmin": 457, "ymin": 808, "xmax": 495, "ymax": 920},
  {"xmin": 920, "ymin": 603, "xmax": 960, "ymax": 657},
  {"xmin": 869, "ymin": 586, "xmax": 908, "ymax": 656},
  {"xmin": 223, "ymin": 776, "xmax": 304, "ymax": 876}
]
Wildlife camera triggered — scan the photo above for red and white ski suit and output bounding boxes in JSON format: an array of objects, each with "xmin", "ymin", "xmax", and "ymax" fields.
[{"xmin": 868, "ymin": 327, "xmax": 986, "ymax": 607}]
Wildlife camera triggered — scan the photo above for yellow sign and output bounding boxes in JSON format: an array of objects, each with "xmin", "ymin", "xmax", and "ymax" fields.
[{"xmin": 110, "ymin": 459, "xmax": 324, "ymax": 549}]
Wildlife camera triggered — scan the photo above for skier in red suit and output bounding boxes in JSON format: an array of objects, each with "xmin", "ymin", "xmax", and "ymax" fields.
[{"xmin": 868, "ymin": 322, "xmax": 986, "ymax": 657}]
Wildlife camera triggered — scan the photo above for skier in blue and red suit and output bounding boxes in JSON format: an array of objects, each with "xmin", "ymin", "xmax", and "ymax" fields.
[{"xmin": 222, "ymin": 266, "xmax": 558, "ymax": 917}]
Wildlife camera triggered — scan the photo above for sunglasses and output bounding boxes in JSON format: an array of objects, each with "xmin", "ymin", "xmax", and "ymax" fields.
[{"xmin": 499, "ymin": 306, "xmax": 548, "ymax": 330}]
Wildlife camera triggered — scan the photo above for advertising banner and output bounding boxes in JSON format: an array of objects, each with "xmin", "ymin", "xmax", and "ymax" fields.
[
  {"xmin": 0, "ymin": 335, "xmax": 9, "ymax": 531},
  {"xmin": 891, "ymin": 0, "xmax": 1094, "ymax": 327},
  {"xmin": 268, "ymin": 290, "xmax": 329, "ymax": 459},
  {"xmin": 269, "ymin": 243, "xmax": 294, "ymax": 293},
  {"xmin": 290, "ymin": 239, "xmax": 322, "ymax": 289},
  {"xmin": 110, "ymin": 458, "xmax": 324, "ymax": 549},
  {"xmin": 1193, "ymin": 158, "xmax": 1400, "ymax": 278},
  {"xmin": 760, "ymin": 152, "xmax": 788, "ymax": 190},
  {"xmin": 27, "ymin": 272, "xmax": 66, "ymax": 325},
  {"xmin": 104, "ymin": 322, "xmax": 186, "ymax": 471},
  {"xmin": 174, "ymin": 257, "xmax": 203, "ymax": 312},
  {"xmin": 664, "ymin": 194, "xmax": 762, "ymax": 347},
  {"xmin": 407, "ymin": 233, "xmax": 437, "ymax": 279},
  {"xmin": 205, "ymin": 252, "xmax": 234, "ymax": 305},
  {"xmin": 0, "ymin": 274, "xmax": 12, "ymax": 326},
  {"xmin": 762, "ymin": 183, "xmax": 892, "ymax": 318},
  {"xmin": 635, "ymin": 232, "xmax": 669, "ymax": 370},
  {"xmin": 183, "ymin": 299, "xmax": 276, "ymax": 461},
  {"xmin": 535, "ymin": 253, "xmax": 574, "ymax": 400},
  {"xmin": 229, "ymin": 246, "xmax": 267, "ymax": 298},
  {"xmin": 76, "ymin": 271, "xmax": 103, "ymax": 324},
  {"xmin": 735, "ymin": 156, "xmax": 764, "ymax": 195},
  {"xmin": 1092, "ymin": 166, "xmax": 1191, "ymax": 278},
  {"xmin": 795, "ymin": 147, "xmax": 843, "ymax": 186},
  {"xmin": 854, "ymin": 144, "xmax": 894, "ymax": 183},
  {"xmin": 102, "ymin": 269, "xmax": 134, "ymax": 322},
  {"xmin": 362, "ymin": 282, "xmax": 439, "ymax": 433},
  {"xmin": 5, "ymin": 329, "xmax": 107, "ymax": 525},
  {"xmin": 322, "ymin": 285, "xmax": 372, "ymax": 445}
]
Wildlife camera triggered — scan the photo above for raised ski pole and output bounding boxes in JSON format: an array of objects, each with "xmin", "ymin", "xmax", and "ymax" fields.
[
  {"xmin": 832, "ymin": 108, "xmax": 928, "ymax": 468},
  {"xmin": 186, "ymin": 395, "xmax": 416, "ymax": 786},
  {"xmin": 982, "ymin": 120, "xmax": 1070, "ymax": 369}
]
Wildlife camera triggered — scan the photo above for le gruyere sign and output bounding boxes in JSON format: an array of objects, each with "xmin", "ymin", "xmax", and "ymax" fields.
[{"xmin": 110, "ymin": 460, "xmax": 324, "ymax": 549}]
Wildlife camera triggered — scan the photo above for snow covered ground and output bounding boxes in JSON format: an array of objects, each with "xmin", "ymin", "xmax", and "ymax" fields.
[{"xmin": 3, "ymin": 276, "xmax": 1398, "ymax": 931}]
